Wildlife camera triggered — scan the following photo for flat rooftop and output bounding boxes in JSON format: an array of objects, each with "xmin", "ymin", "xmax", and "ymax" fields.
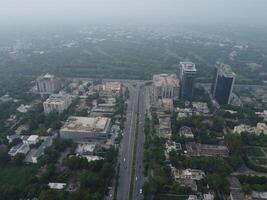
[
  {"xmin": 44, "ymin": 93, "xmax": 70, "ymax": 104},
  {"xmin": 153, "ymin": 74, "xmax": 179, "ymax": 87},
  {"xmin": 180, "ymin": 62, "xmax": 197, "ymax": 72},
  {"xmin": 61, "ymin": 116, "xmax": 111, "ymax": 133},
  {"xmin": 217, "ymin": 63, "xmax": 236, "ymax": 78}
]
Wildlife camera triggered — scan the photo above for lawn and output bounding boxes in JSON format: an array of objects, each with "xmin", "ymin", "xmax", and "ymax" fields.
[{"xmin": 0, "ymin": 165, "xmax": 37, "ymax": 186}]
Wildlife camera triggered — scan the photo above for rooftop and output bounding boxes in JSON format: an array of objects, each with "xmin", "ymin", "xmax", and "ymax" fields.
[
  {"xmin": 217, "ymin": 63, "xmax": 236, "ymax": 78},
  {"xmin": 180, "ymin": 61, "xmax": 197, "ymax": 72},
  {"xmin": 153, "ymin": 74, "xmax": 179, "ymax": 87},
  {"xmin": 44, "ymin": 93, "xmax": 71, "ymax": 104},
  {"xmin": 61, "ymin": 116, "xmax": 111, "ymax": 133}
]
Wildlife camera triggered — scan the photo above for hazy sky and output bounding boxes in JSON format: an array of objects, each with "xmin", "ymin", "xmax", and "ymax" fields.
[{"xmin": 0, "ymin": 0, "xmax": 267, "ymax": 26}]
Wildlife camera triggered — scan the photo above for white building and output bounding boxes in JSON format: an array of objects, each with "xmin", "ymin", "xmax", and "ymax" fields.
[
  {"xmin": 153, "ymin": 74, "xmax": 179, "ymax": 101},
  {"xmin": 48, "ymin": 183, "xmax": 67, "ymax": 190},
  {"xmin": 8, "ymin": 143, "xmax": 30, "ymax": 157},
  {"xmin": 43, "ymin": 93, "xmax": 72, "ymax": 115},
  {"xmin": 36, "ymin": 73, "xmax": 61, "ymax": 93},
  {"xmin": 25, "ymin": 135, "xmax": 39, "ymax": 145}
]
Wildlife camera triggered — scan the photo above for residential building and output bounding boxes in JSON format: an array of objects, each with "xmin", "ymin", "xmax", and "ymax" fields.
[
  {"xmin": 233, "ymin": 123, "xmax": 267, "ymax": 135},
  {"xmin": 60, "ymin": 116, "xmax": 112, "ymax": 142},
  {"xmin": 172, "ymin": 167, "xmax": 205, "ymax": 192},
  {"xmin": 179, "ymin": 62, "xmax": 197, "ymax": 102},
  {"xmin": 251, "ymin": 191, "xmax": 267, "ymax": 200},
  {"xmin": 43, "ymin": 93, "xmax": 72, "ymax": 115},
  {"xmin": 36, "ymin": 73, "xmax": 61, "ymax": 93},
  {"xmin": 8, "ymin": 143, "xmax": 30, "ymax": 157},
  {"xmin": 101, "ymin": 81, "xmax": 122, "ymax": 97},
  {"xmin": 179, "ymin": 126, "xmax": 194, "ymax": 138},
  {"xmin": 158, "ymin": 115, "xmax": 172, "ymax": 139},
  {"xmin": 211, "ymin": 63, "xmax": 236, "ymax": 105},
  {"xmin": 153, "ymin": 74, "xmax": 179, "ymax": 101},
  {"xmin": 31, "ymin": 136, "xmax": 54, "ymax": 163},
  {"xmin": 186, "ymin": 142, "xmax": 229, "ymax": 157}
]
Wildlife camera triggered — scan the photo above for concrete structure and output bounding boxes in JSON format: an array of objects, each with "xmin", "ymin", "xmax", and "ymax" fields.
[
  {"xmin": 211, "ymin": 63, "xmax": 236, "ymax": 105},
  {"xmin": 8, "ymin": 143, "xmax": 30, "ymax": 157},
  {"xmin": 43, "ymin": 93, "xmax": 72, "ymax": 115},
  {"xmin": 25, "ymin": 135, "xmax": 39, "ymax": 145},
  {"xmin": 102, "ymin": 81, "xmax": 122, "ymax": 97},
  {"xmin": 60, "ymin": 116, "xmax": 112, "ymax": 142},
  {"xmin": 179, "ymin": 62, "xmax": 197, "ymax": 102},
  {"xmin": 48, "ymin": 183, "xmax": 67, "ymax": 190},
  {"xmin": 17, "ymin": 104, "xmax": 31, "ymax": 113},
  {"xmin": 153, "ymin": 74, "xmax": 179, "ymax": 101},
  {"xmin": 233, "ymin": 123, "xmax": 267, "ymax": 135},
  {"xmin": 186, "ymin": 142, "xmax": 229, "ymax": 157},
  {"xmin": 36, "ymin": 73, "xmax": 61, "ymax": 93}
]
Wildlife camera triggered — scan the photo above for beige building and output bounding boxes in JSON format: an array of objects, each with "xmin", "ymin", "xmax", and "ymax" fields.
[
  {"xmin": 60, "ymin": 116, "xmax": 112, "ymax": 142},
  {"xmin": 101, "ymin": 81, "xmax": 122, "ymax": 97},
  {"xmin": 37, "ymin": 73, "xmax": 61, "ymax": 93},
  {"xmin": 233, "ymin": 123, "xmax": 267, "ymax": 135},
  {"xmin": 153, "ymin": 74, "xmax": 179, "ymax": 101},
  {"xmin": 43, "ymin": 93, "xmax": 72, "ymax": 115}
]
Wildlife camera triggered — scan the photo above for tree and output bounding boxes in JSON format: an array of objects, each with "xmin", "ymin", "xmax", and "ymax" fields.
[{"xmin": 13, "ymin": 153, "xmax": 25, "ymax": 166}]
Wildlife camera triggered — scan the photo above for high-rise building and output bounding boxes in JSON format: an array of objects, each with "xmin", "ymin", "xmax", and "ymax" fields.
[
  {"xmin": 37, "ymin": 73, "xmax": 61, "ymax": 93},
  {"xmin": 179, "ymin": 62, "xmax": 197, "ymax": 102},
  {"xmin": 43, "ymin": 93, "xmax": 72, "ymax": 115},
  {"xmin": 211, "ymin": 63, "xmax": 236, "ymax": 105},
  {"xmin": 153, "ymin": 74, "xmax": 179, "ymax": 101}
]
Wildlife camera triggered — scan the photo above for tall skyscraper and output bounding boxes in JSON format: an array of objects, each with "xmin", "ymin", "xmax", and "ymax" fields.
[
  {"xmin": 211, "ymin": 63, "xmax": 236, "ymax": 105},
  {"xmin": 36, "ymin": 73, "xmax": 61, "ymax": 93},
  {"xmin": 179, "ymin": 62, "xmax": 197, "ymax": 102}
]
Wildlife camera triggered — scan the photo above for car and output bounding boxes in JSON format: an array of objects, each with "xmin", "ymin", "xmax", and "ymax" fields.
[
  {"xmin": 123, "ymin": 157, "xmax": 126, "ymax": 162},
  {"xmin": 139, "ymin": 189, "xmax": 142, "ymax": 194},
  {"xmin": 136, "ymin": 176, "xmax": 138, "ymax": 181}
]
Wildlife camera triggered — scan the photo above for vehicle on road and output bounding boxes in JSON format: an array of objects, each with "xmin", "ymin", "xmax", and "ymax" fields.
[{"xmin": 140, "ymin": 189, "xmax": 142, "ymax": 194}]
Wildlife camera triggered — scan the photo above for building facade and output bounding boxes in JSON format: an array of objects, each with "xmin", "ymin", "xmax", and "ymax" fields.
[
  {"xmin": 179, "ymin": 62, "xmax": 197, "ymax": 102},
  {"xmin": 43, "ymin": 93, "xmax": 72, "ymax": 115},
  {"xmin": 153, "ymin": 74, "xmax": 179, "ymax": 101},
  {"xmin": 211, "ymin": 64, "xmax": 236, "ymax": 105},
  {"xmin": 37, "ymin": 73, "xmax": 61, "ymax": 93},
  {"xmin": 60, "ymin": 116, "xmax": 112, "ymax": 143}
]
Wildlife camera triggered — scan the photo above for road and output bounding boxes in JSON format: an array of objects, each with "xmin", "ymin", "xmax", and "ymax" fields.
[
  {"xmin": 116, "ymin": 82, "xmax": 140, "ymax": 200},
  {"xmin": 132, "ymin": 85, "xmax": 149, "ymax": 200}
]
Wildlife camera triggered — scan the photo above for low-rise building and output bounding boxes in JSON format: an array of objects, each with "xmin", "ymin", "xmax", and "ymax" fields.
[
  {"xmin": 158, "ymin": 115, "xmax": 172, "ymax": 139},
  {"xmin": 31, "ymin": 136, "xmax": 54, "ymax": 163},
  {"xmin": 179, "ymin": 126, "xmax": 194, "ymax": 138},
  {"xmin": 233, "ymin": 123, "xmax": 267, "ymax": 135},
  {"xmin": 153, "ymin": 74, "xmax": 179, "ymax": 101},
  {"xmin": 251, "ymin": 191, "xmax": 267, "ymax": 200},
  {"xmin": 17, "ymin": 104, "xmax": 32, "ymax": 113},
  {"xmin": 60, "ymin": 116, "xmax": 112, "ymax": 142},
  {"xmin": 171, "ymin": 167, "xmax": 205, "ymax": 191},
  {"xmin": 8, "ymin": 143, "xmax": 30, "ymax": 157},
  {"xmin": 186, "ymin": 142, "xmax": 229, "ymax": 157},
  {"xmin": 176, "ymin": 107, "xmax": 193, "ymax": 119},
  {"xmin": 101, "ymin": 82, "xmax": 122, "ymax": 97},
  {"xmin": 43, "ymin": 93, "xmax": 72, "ymax": 115},
  {"xmin": 25, "ymin": 135, "xmax": 39, "ymax": 145},
  {"xmin": 48, "ymin": 183, "xmax": 67, "ymax": 190},
  {"xmin": 192, "ymin": 102, "xmax": 210, "ymax": 115}
]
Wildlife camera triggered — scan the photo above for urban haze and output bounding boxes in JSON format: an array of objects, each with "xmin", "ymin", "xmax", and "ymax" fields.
[{"xmin": 0, "ymin": 1, "xmax": 267, "ymax": 200}]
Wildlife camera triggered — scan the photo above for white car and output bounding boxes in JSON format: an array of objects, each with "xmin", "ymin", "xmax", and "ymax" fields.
[{"xmin": 139, "ymin": 189, "xmax": 142, "ymax": 194}]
